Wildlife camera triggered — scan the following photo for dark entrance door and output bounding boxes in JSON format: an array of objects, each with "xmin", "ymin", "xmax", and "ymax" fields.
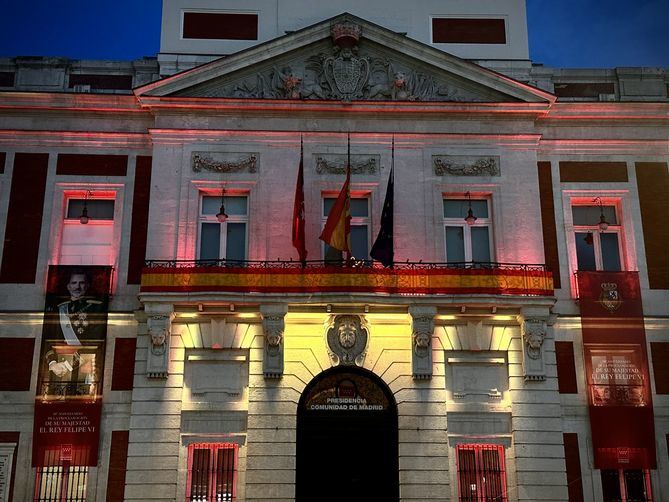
[{"xmin": 295, "ymin": 366, "xmax": 399, "ymax": 502}]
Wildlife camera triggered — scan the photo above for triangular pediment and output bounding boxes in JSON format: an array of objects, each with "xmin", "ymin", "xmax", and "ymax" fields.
[{"xmin": 136, "ymin": 13, "xmax": 554, "ymax": 104}]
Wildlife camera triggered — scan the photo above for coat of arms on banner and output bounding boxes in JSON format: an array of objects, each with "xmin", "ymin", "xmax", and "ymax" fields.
[{"xmin": 598, "ymin": 282, "xmax": 622, "ymax": 312}]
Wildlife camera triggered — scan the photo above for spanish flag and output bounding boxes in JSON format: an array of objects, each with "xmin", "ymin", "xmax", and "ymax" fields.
[{"xmin": 319, "ymin": 137, "xmax": 351, "ymax": 253}]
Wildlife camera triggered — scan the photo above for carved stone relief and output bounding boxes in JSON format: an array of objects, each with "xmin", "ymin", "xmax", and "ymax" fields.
[
  {"xmin": 325, "ymin": 314, "xmax": 369, "ymax": 366},
  {"xmin": 146, "ymin": 312, "xmax": 175, "ymax": 379},
  {"xmin": 314, "ymin": 154, "xmax": 380, "ymax": 175},
  {"xmin": 433, "ymin": 155, "xmax": 501, "ymax": 176},
  {"xmin": 520, "ymin": 317, "xmax": 548, "ymax": 381},
  {"xmin": 192, "ymin": 152, "xmax": 258, "ymax": 173},
  {"xmin": 186, "ymin": 19, "xmax": 491, "ymax": 103},
  {"xmin": 261, "ymin": 304, "xmax": 288, "ymax": 378},
  {"xmin": 409, "ymin": 306, "xmax": 436, "ymax": 379}
]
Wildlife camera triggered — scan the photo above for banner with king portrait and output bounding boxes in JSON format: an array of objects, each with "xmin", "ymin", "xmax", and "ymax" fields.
[{"xmin": 33, "ymin": 265, "xmax": 111, "ymax": 467}]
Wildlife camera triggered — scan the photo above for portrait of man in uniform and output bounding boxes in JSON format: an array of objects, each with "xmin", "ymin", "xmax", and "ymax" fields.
[{"xmin": 39, "ymin": 266, "xmax": 111, "ymax": 399}]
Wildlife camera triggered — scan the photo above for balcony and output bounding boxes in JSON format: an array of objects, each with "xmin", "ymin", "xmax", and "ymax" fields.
[{"xmin": 141, "ymin": 260, "xmax": 554, "ymax": 297}]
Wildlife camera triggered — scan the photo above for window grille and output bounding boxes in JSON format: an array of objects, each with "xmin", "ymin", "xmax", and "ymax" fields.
[
  {"xmin": 186, "ymin": 443, "xmax": 237, "ymax": 502},
  {"xmin": 456, "ymin": 444, "xmax": 507, "ymax": 502},
  {"xmin": 34, "ymin": 448, "xmax": 89, "ymax": 502}
]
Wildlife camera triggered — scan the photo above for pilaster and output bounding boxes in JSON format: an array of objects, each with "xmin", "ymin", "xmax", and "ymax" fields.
[
  {"xmin": 124, "ymin": 304, "xmax": 183, "ymax": 501},
  {"xmin": 512, "ymin": 306, "xmax": 568, "ymax": 502}
]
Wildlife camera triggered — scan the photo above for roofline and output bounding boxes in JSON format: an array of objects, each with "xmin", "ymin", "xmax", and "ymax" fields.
[{"xmin": 135, "ymin": 12, "xmax": 555, "ymax": 104}]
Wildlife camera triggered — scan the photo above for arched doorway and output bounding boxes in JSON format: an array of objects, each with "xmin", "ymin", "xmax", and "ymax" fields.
[{"xmin": 295, "ymin": 366, "xmax": 399, "ymax": 502}]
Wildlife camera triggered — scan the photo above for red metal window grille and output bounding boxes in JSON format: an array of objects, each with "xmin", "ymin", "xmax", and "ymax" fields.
[
  {"xmin": 601, "ymin": 469, "xmax": 653, "ymax": 502},
  {"xmin": 186, "ymin": 443, "xmax": 237, "ymax": 502},
  {"xmin": 456, "ymin": 444, "xmax": 507, "ymax": 502},
  {"xmin": 34, "ymin": 447, "xmax": 89, "ymax": 502}
]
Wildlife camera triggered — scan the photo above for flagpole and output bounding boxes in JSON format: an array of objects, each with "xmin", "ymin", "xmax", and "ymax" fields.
[{"xmin": 345, "ymin": 133, "xmax": 351, "ymax": 262}]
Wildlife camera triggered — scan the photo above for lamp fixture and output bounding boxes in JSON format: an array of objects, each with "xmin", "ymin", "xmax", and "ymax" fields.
[
  {"xmin": 594, "ymin": 197, "xmax": 609, "ymax": 231},
  {"xmin": 464, "ymin": 191, "xmax": 477, "ymax": 226},
  {"xmin": 216, "ymin": 185, "xmax": 228, "ymax": 223},
  {"xmin": 79, "ymin": 190, "xmax": 92, "ymax": 225}
]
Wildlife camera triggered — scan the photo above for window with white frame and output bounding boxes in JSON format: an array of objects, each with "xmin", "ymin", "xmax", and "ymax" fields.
[
  {"xmin": 322, "ymin": 196, "xmax": 370, "ymax": 261},
  {"xmin": 60, "ymin": 194, "xmax": 115, "ymax": 265},
  {"xmin": 456, "ymin": 444, "xmax": 507, "ymax": 502},
  {"xmin": 186, "ymin": 443, "xmax": 237, "ymax": 502},
  {"xmin": 443, "ymin": 197, "xmax": 493, "ymax": 263},
  {"xmin": 572, "ymin": 202, "xmax": 622, "ymax": 271},
  {"xmin": 198, "ymin": 195, "xmax": 248, "ymax": 263},
  {"xmin": 601, "ymin": 469, "xmax": 652, "ymax": 502}
]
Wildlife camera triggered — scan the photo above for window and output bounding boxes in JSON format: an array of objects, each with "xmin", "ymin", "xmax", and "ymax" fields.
[
  {"xmin": 444, "ymin": 197, "xmax": 493, "ymax": 263},
  {"xmin": 322, "ymin": 196, "xmax": 370, "ymax": 261},
  {"xmin": 456, "ymin": 444, "xmax": 507, "ymax": 502},
  {"xmin": 34, "ymin": 448, "xmax": 89, "ymax": 502},
  {"xmin": 182, "ymin": 12, "xmax": 258, "ymax": 40},
  {"xmin": 432, "ymin": 18, "xmax": 506, "ymax": 44},
  {"xmin": 601, "ymin": 469, "xmax": 652, "ymax": 502},
  {"xmin": 186, "ymin": 443, "xmax": 237, "ymax": 502},
  {"xmin": 572, "ymin": 203, "xmax": 622, "ymax": 271},
  {"xmin": 199, "ymin": 195, "xmax": 248, "ymax": 263},
  {"xmin": 60, "ymin": 195, "xmax": 115, "ymax": 265}
]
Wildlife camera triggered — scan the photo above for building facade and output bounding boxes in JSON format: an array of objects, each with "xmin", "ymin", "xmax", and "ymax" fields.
[{"xmin": 0, "ymin": 1, "xmax": 668, "ymax": 501}]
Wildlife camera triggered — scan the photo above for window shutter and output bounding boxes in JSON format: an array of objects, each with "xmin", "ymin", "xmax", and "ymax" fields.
[
  {"xmin": 0, "ymin": 338, "xmax": 34, "ymax": 390},
  {"xmin": 563, "ymin": 433, "xmax": 585, "ymax": 502},
  {"xmin": 105, "ymin": 431, "xmax": 130, "ymax": 502},
  {"xmin": 651, "ymin": 342, "xmax": 669, "ymax": 394},
  {"xmin": 555, "ymin": 341, "xmax": 578, "ymax": 394},
  {"xmin": 111, "ymin": 338, "xmax": 136, "ymax": 391}
]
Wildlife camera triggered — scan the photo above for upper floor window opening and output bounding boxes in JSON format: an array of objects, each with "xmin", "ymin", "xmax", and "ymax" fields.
[
  {"xmin": 322, "ymin": 195, "xmax": 370, "ymax": 262},
  {"xmin": 182, "ymin": 11, "xmax": 258, "ymax": 41},
  {"xmin": 443, "ymin": 195, "xmax": 493, "ymax": 264},
  {"xmin": 60, "ymin": 191, "xmax": 116, "ymax": 266},
  {"xmin": 572, "ymin": 200, "xmax": 622, "ymax": 271},
  {"xmin": 198, "ymin": 194, "xmax": 248, "ymax": 263}
]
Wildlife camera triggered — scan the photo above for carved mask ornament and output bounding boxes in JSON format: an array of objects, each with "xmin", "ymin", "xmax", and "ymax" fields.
[{"xmin": 326, "ymin": 314, "xmax": 369, "ymax": 366}]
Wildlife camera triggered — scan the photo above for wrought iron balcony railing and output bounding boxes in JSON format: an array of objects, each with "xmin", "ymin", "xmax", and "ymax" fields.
[{"xmin": 141, "ymin": 260, "xmax": 554, "ymax": 297}]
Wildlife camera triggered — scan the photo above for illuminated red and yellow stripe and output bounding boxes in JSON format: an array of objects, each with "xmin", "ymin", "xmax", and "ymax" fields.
[{"xmin": 141, "ymin": 266, "xmax": 554, "ymax": 296}]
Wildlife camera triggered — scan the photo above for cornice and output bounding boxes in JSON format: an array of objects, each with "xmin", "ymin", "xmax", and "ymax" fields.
[
  {"xmin": 0, "ymin": 91, "xmax": 145, "ymax": 114},
  {"xmin": 540, "ymin": 102, "xmax": 669, "ymax": 123},
  {"xmin": 0, "ymin": 129, "xmax": 151, "ymax": 149},
  {"xmin": 538, "ymin": 138, "xmax": 669, "ymax": 156},
  {"xmin": 147, "ymin": 128, "xmax": 542, "ymax": 149},
  {"xmin": 137, "ymin": 95, "xmax": 551, "ymax": 118}
]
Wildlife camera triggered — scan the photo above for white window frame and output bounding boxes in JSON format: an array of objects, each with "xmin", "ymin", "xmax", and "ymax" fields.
[
  {"xmin": 562, "ymin": 189, "xmax": 637, "ymax": 296},
  {"xmin": 197, "ymin": 191, "xmax": 249, "ymax": 262},
  {"xmin": 571, "ymin": 199, "xmax": 624, "ymax": 272},
  {"xmin": 321, "ymin": 193, "xmax": 371, "ymax": 261},
  {"xmin": 443, "ymin": 194, "xmax": 494, "ymax": 263},
  {"xmin": 49, "ymin": 184, "xmax": 124, "ymax": 274}
]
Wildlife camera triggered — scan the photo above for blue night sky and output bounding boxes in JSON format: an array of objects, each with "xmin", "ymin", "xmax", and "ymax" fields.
[{"xmin": 0, "ymin": 0, "xmax": 667, "ymax": 68}]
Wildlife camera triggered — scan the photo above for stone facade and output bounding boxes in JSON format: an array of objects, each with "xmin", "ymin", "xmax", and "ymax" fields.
[{"xmin": 0, "ymin": 2, "xmax": 668, "ymax": 502}]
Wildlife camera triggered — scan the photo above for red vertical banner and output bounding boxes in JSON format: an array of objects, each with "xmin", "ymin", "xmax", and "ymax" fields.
[
  {"xmin": 578, "ymin": 271, "xmax": 656, "ymax": 469},
  {"xmin": 33, "ymin": 265, "xmax": 111, "ymax": 466}
]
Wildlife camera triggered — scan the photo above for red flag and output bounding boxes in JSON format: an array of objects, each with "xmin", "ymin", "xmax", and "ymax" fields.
[
  {"xmin": 319, "ymin": 136, "xmax": 351, "ymax": 253},
  {"xmin": 292, "ymin": 136, "xmax": 307, "ymax": 263}
]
